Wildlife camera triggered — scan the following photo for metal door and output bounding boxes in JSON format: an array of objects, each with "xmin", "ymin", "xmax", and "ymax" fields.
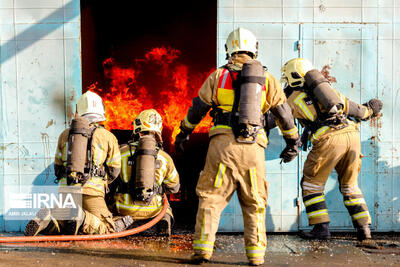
[{"xmin": 299, "ymin": 24, "xmax": 378, "ymax": 230}]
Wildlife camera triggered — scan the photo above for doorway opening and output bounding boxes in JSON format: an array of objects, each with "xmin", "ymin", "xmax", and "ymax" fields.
[{"xmin": 80, "ymin": 0, "xmax": 217, "ymax": 228}]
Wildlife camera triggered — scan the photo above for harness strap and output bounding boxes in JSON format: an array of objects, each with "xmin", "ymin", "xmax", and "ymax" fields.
[
  {"xmin": 135, "ymin": 149, "xmax": 158, "ymax": 157},
  {"xmin": 118, "ymin": 180, "xmax": 163, "ymax": 196},
  {"xmin": 241, "ymin": 76, "xmax": 266, "ymax": 85},
  {"xmin": 69, "ymin": 127, "xmax": 92, "ymax": 137},
  {"xmin": 55, "ymin": 164, "xmax": 106, "ymax": 185},
  {"xmin": 85, "ymin": 125, "xmax": 98, "ymax": 177},
  {"xmin": 230, "ymin": 67, "xmax": 242, "ymax": 139},
  {"xmin": 128, "ymin": 142, "xmax": 137, "ymax": 197}
]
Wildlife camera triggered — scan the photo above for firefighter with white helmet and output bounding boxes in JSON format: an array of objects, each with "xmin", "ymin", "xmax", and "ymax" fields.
[
  {"xmin": 280, "ymin": 58, "xmax": 383, "ymax": 241},
  {"xmin": 114, "ymin": 109, "xmax": 180, "ymax": 236},
  {"xmin": 25, "ymin": 91, "xmax": 134, "ymax": 236},
  {"xmin": 225, "ymin": 27, "xmax": 258, "ymax": 59},
  {"xmin": 76, "ymin": 91, "xmax": 107, "ymax": 122},
  {"xmin": 175, "ymin": 27, "xmax": 300, "ymax": 265}
]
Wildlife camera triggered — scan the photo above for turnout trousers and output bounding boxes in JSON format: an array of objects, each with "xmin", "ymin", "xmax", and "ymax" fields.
[
  {"xmin": 301, "ymin": 128, "xmax": 371, "ymax": 227},
  {"xmin": 40, "ymin": 194, "xmax": 115, "ymax": 235},
  {"xmin": 193, "ymin": 133, "xmax": 268, "ymax": 262}
]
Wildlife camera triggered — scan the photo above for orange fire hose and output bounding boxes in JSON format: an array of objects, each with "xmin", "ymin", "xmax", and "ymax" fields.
[{"xmin": 0, "ymin": 194, "xmax": 168, "ymax": 243}]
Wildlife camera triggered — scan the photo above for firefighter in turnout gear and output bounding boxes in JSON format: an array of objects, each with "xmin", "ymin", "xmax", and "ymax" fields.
[
  {"xmin": 24, "ymin": 91, "xmax": 134, "ymax": 236},
  {"xmin": 175, "ymin": 28, "xmax": 300, "ymax": 266},
  {"xmin": 114, "ymin": 109, "xmax": 180, "ymax": 236},
  {"xmin": 280, "ymin": 58, "xmax": 383, "ymax": 241}
]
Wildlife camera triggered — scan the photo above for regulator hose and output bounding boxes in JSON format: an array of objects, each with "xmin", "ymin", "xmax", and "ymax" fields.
[{"xmin": 0, "ymin": 194, "xmax": 168, "ymax": 243}]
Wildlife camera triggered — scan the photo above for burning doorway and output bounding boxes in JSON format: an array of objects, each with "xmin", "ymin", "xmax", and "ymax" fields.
[{"xmin": 80, "ymin": 0, "xmax": 217, "ymax": 228}]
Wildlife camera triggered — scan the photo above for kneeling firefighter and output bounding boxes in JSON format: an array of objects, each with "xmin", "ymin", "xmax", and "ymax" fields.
[
  {"xmin": 25, "ymin": 91, "xmax": 134, "ymax": 236},
  {"xmin": 280, "ymin": 58, "xmax": 383, "ymax": 241},
  {"xmin": 114, "ymin": 109, "xmax": 180, "ymax": 236},
  {"xmin": 174, "ymin": 27, "xmax": 300, "ymax": 266}
]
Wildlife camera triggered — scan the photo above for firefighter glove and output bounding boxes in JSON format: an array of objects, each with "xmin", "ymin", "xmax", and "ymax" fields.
[
  {"xmin": 363, "ymin": 98, "xmax": 383, "ymax": 117},
  {"xmin": 300, "ymin": 126, "xmax": 312, "ymax": 151},
  {"xmin": 175, "ymin": 131, "xmax": 190, "ymax": 153},
  {"xmin": 280, "ymin": 137, "xmax": 301, "ymax": 163}
]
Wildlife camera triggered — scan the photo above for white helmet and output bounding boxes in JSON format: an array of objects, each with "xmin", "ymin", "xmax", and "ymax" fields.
[
  {"xmin": 76, "ymin": 91, "xmax": 106, "ymax": 121},
  {"xmin": 280, "ymin": 58, "xmax": 314, "ymax": 87},
  {"xmin": 225, "ymin": 27, "xmax": 258, "ymax": 59}
]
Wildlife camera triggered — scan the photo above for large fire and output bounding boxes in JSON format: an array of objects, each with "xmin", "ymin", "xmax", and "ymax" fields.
[{"xmin": 89, "ymin": 47, "xmax": 215, "ymax": 148}]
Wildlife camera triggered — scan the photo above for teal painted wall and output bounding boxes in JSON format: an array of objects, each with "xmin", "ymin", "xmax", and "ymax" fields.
[{"xmin": 0, "ymin": 0, "xmax": 82, "ymax": 231}]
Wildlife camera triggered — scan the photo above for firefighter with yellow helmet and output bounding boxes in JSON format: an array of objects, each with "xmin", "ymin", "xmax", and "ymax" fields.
[
  {"xmin": 25, "ymin": 91, "xmax": 133, "ymax": 236},
  {"xmin": 175, "ymin": 27, "xmax": 300, "ymax": 265},
  {"xmin": 280, "ymin": 58, "xmax": 383, "ymax": 241},
  {"xmin": 114, "ymin": 109, "xmax": 180, "ymax": 236}
]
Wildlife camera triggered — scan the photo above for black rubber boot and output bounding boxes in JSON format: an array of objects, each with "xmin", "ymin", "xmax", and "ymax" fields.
[
  {"xmin": 248, "ymin": 257, "xmax": 264, "ymax": 266},
  {"xmin": 64, "ymin": 207, "xmax": 85, "ymax": 235},
  {"xmin": 356, "ymin": 224, "xmax": 371, "ymax": 241},
  {"xmin": 300, "ymin": 222, "xmax": 331, "ymax": 240},
  {"xmin": 157, "ymin": 214, "xmax": 172, "ymax": 236},
  {"xmin": 190, "ymin": 253, "xmax": 211, "ymax": 264}
]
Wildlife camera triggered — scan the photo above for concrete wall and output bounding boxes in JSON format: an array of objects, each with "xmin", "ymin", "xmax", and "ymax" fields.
[
  {"xmin": 217, "ymin": 0, "xmax": 400, "ymax": 232},
  {"xmin": 0, "ymin": 0, "xmax": 81, "ymax": 231}
]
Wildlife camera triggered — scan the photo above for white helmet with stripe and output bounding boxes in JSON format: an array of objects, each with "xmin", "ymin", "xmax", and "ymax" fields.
[{"xmin": 225, "ymin": 27, "xmax": 258, "ymax": 59}]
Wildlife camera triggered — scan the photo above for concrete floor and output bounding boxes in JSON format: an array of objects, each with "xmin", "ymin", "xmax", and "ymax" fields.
[{"xmin": 0, "ymin": 233, "xmax": 399, "ymax": 266}]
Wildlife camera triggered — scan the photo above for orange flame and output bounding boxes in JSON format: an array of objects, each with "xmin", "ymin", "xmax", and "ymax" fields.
[{"xmin": 89, "ymin": 47, "xmax": 214, "ymax": 149}]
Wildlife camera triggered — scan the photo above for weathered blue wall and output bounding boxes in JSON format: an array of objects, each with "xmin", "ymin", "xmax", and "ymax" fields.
[
  {"xmin": 218, "ymin": 0, "xmax": 400, "ymax": 232},
  {"xmin": 0, "ymin": 0, "xmax": 81, "ymax": 231}
]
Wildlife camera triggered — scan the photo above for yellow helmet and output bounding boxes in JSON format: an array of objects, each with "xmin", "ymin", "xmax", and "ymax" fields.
[
  {"xmin": 76, "ymin": 91, "xmax": 106, "ymax": 120},
  {"xmin": 280, "ymin": 58, "xmax": 314, "ymax": 87},
  {"xmin": 225, "ymin": 27, "xmax": 258, "ymax": 59},
  {"xmin": 133, "ymin": 109, "xmax": 163, "ymax": 135}
]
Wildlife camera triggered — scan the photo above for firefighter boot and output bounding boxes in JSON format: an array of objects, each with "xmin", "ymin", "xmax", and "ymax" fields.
[
  {"xmin": 114, "ymin": 215, "xmax": 134, "ymax": 232},
  {"xmin": 24, "ymin": 208, "xmax": 59, "ymax": 236},
  {"xmin": 190, "ymin": 253, "xmax": 211, "ymax": 264},
  {"xmin": 157, "ymin": 213, "xmax": 172, "ymax": 236},
  {"xmin": 356, "ymin": 224, "xmax": 371, "ymax": 241},
  {"xmin": 248, "ymin": 257, "xmax": 264, "ymax": 266},
  {"xmin": 301, "ymin": 222, "xmax": 331, "ymax": 240},
  {"xmin": 64, "ymin": 206, "xmax": 86, "ymax": 235}
]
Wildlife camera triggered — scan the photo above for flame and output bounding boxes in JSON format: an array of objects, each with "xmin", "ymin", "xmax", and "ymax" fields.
[{"xmin": 89, "ymin": 47, "xmax": 215, "ymax": 149}]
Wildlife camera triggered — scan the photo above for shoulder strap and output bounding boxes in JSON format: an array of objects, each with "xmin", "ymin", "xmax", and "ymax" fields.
[
  {"xmin": 223, "ymin": 63, "xmax": 232, "ymax": 70},
  {"xmin": 227, "ymin": 67, "xmax": 242, "ymax": 138},
  {"xmin": 309, "ymin": 93, "xmax": 325, "ymax": 120},
  {"xmin": 304, "ymin": 85, "xmax": 332, "ymax": 122},
  {"xmin": 86, "ymin": 125, "xmax": 98, "ymax": 174},
  {"xmin": 126, "ymin": 143, "xmax": 136, "ymax": 195},
  {"xmin": 284, "ymin": 86, "xmax": 294, "ymax": 98}
]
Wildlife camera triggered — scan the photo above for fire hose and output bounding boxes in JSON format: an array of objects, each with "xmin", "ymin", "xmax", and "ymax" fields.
[{"xmin": 0, "ymin": 194, "xmax": 168, "ymax": 243}]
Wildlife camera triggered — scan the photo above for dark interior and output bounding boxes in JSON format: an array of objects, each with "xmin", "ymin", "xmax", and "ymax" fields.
[{"xmin": 80, "ymin": 0, "xmax": 217, "ymax": 229}]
